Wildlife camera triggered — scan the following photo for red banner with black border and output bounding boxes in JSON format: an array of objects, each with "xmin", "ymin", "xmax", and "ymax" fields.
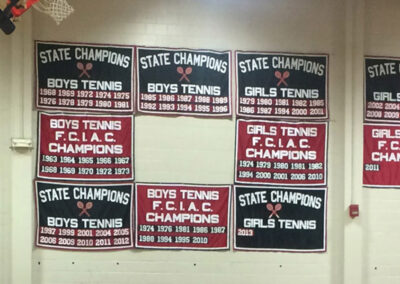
[
  {"xmin": 135, "ymin": 183, "xmax": 231, "ymax": 250},
  {"xmin": 363, "ymin": 123, "xmax": 400, "ymax": 187},
  {"xmin": 235, "ymin": 119, "xmax": 328, "ymax": 186},
  {"xmin": 37, "ymin": 112, "xmax": 134, "ymax": 181}
]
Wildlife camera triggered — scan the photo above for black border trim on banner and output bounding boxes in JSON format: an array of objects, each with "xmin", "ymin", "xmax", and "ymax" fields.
[
  {"xmin": 34, "ymin": 40, "xmax": 135, "ymax": 113},
  {"xmin": 134, "ymin": 182, "xmax": 232, "ymax": 250},
  {"xmin": 135, "ymin": 46, "xmax": 233, "ymax": 118},
  {"xmin": 364, "ymin": 55, "xmax": 400, "ymax": 123},
  {"xmin": 232, "ymin": 185, "xmax": 327, "ymax": 253},
  {"xmin": 34, "ymin": 179, "xmax": 134, "ymax": 251},
  {"xmin": 234, "ymin": 119, "xmax": 329, "ymax": 187},
  {"xmin": 234, "ymin": 50, "xmax": 329, "ymax": 120},
  {"xmin": 362, "ymin": 122, "xmax": 400, "ymax": 188},
  {"xmin": 36, "ymin": 111, "xmax": 135, "ymax": 181}
]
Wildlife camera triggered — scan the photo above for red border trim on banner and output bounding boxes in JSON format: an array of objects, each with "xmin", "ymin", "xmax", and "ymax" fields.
[
  {"xmin": 234, "ymin": 50, "xmax": 329, "ymax": 120},
  {"xmin": 234, "ymin": 119, "xmax": 328, "ymax": 187},
  {"xmin": 36, "ymin": 112, "xmax": 134, "ymax": 181},
  {"xmin": 232, "ymin": 185, "xmax": 328, "ymax": 253},
  {"xmin": 34, "ymin": 179, "xmax": 134, "ymax": 251},
  {"xmin": 362, "ymin": 122, "xmax": 400, "ymax": 187},
  {"xmin": 135, "ymin": 46, "xmax": 233, "ymax": 118},
  {"xmin": 134, "ymin": 182, "xmax": 232, "ymax": 250},
  {"xmin": 35, "ymin": 40, "xmax": 135, "ymax": 113},
  {"xmin": 364, "ymin": 55, "xmax": 400, "ymax": 123}
]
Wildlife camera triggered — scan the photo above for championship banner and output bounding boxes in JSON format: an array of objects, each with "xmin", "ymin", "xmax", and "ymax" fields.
[
  {"xmin": 365, "ymin": 57, "xmax": 400, "ymax": 122},
  {"xmin": 136, "ymin": 47, "xmax": 232, "ymax": 116},
  {"xmin": 135, "ymin": 183, "xmax": 231, "ymax": 250},
  {"xmin": 234, "ymin": 186, "xmax": 327, "ymax": 252},
  {"xmin": 363, "ymin": 123, "xmax": 400, "ymax": 187},
  {"xmin": 35, "ymin": 180, "xmax": 133, "ymax": 250},
  {"xmin": 236, "ymin": 51, "xmax": 328, "ymax": 119},
  {"xmin": 36, "ymin": 41, "xmax": 134, "ymax": 112},
  {"xmin": 37, "ymin": 112, "xmax": 133, "ymax": 181},
  {"xmin": 235, "ymin": 119, "xmax": 327, "ymax": 186}
]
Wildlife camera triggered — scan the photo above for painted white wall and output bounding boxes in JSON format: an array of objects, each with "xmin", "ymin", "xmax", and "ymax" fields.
[
  {"xmin": 0, "ymin": 23, "xmax": 12, "ymax": 284},
  {"xmin": 362, "ymin": 1, "xmax": 400, "ymax": 283},
  {"xmin": 0, "ymin": 0, "xmax": 397, "ymax": 283},
  {"xmin": 0, "ymin": 10, "xmax": 34, "ymax": 284},
  {"xmin": 30, "ymin": 1, "xmax": 345, "ymax": 283}
]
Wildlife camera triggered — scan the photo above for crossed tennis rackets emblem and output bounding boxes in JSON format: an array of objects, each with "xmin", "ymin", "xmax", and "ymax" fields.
[
  {"xmin": 77, "ymin": 62, "xmax": 93, "ymax": 78},
  {"xmin": 266, "ymin": 203, "xmax": 282, "ymax": 218},
  {"xmin": 177, "ymin": 66, "xmax": 192, "ymax": 82},
  {"xmin": 274, "ymin": 70, "xmax": 290, "ymax": 86},
  {"xmin": 77, "ymin": 201, "xmax": 93, "ymax": 217}
]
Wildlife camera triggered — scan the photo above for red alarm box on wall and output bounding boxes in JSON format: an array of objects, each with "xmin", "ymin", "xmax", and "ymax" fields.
[{"xmin": 349, "ymin": 204, "xmax": 359, "ymax": 218}]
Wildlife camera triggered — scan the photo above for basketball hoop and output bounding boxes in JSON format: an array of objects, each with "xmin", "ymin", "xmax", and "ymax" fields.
[
  {"xmin": 0, "ymin": 0, "xmax": 73, "ymax": 34},
  {"xmin": 32, "ymin": 0, "xmax": 74, "ymax": 25},
  {"xmin": 0, "ymin": 0, "xmax": 20, "ymax": 34}
]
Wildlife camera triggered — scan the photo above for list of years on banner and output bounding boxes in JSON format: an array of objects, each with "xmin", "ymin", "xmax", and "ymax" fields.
[
  {"xmin": 37, "ymin": 112, "xmax": 133, "ymax": 181},
  {"xmin": 236, "ymin": 52, "xmax": 328, "ymax": 119},
  {"xmin": 234, "ymin": 186, "xmax": 326, "ymax": 252},
  {"xmin": 35, "ymin": 181, "xmax": 133, "ymax": 250},
  {"xmin": 36, "ymin": 41, "xmax": 134, "ymax": 112},
  {"xmin": 137, "ymin": 47, "xmax": 231, "ymax": 116},
  {"xmin": 135, "ymin": 184, "xmax": 230, "ymax": 249},
  {"xmin": 235, "ymin": 120, "xmax": 327, "ymax": 186},
  {"xmin": 365, "ymin": 57, "xmax": 400, "ymax": 122},
  {"xmin": 363, "ymin": 124, "xmax": 400, "ymax": 187}
]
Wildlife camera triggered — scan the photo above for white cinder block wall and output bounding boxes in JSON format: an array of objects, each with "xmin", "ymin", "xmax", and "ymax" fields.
[
  {"xmin": 363, "ymin": 1, "xmax": 400, "ymax": 284},
  {"xmin": 0, "ymin": 28, "xmax": 12, "ymax": 284},
  {"xmin": 0, "ymin": 0, "xmax": 399, "ymax": 283}
]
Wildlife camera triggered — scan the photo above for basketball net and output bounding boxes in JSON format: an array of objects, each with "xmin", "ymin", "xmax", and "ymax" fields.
[{"xmin": 31, "ymin": 0, "xmax": 73, "ymax": 24}]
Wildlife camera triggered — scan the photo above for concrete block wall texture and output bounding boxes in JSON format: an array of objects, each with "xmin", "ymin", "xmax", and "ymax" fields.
[
  {"xmin": 0, "ymin": 0, "xmax": 398, "ymax": 283},
  {"xmin": 363, "ymin": 2, "xmax": 400, "ymax": 283},
  {"xmin": 0, "ymin": 33, "xmax": 12, "ymax": 284}
]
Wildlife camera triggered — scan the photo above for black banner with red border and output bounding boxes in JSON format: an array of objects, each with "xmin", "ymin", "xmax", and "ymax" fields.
[
  {"xmin": 35, "ymin": 41, "xmax": 134, "ymax": 113},
  {"xmin": 236, "ymin": 51, "xmax": 328, "ymax": 119},
  {"xmin": 364, "ymin": 57, "xmax": 400, "ymax": 122},
  {"xmin": 235, "ymin": 119, "xmax": 328, "ymax": 186},
  {"xmin": 363, "ymin": 123, "xmax": 400, "ymax": 187},
  {"xmin": 37, "ymin": 112, "xmax": 134, "ymax": 181},
  {"xmin": 136, "ymin": 47, "xmax": 232, "ymax": 116},
  {"xmin": 234, "ymin": 186, "xmax": 327, "ymax": 252},
  {"xmin": 35, "ymin": 180, "xmax": 133, "ymax": 250},
  {"xmin": 135, "ymin": 183, "xmax": 231, "ymax": 250}
]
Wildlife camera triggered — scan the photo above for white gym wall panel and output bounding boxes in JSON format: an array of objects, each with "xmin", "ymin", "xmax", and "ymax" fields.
[
  {"xmin": 0, "ymin": 31, "xmax": 12, "ymax": 284},
  {"xmin": 0, "ymin": 0, "xmax": 399, "ymax": 283},
  {"xmin": 31, "ymin": 0, "xmax": 345, "ymax": 283},
  {"xmin": 362, "ymin": 1, "xmax": 400, "ymax": 283}
]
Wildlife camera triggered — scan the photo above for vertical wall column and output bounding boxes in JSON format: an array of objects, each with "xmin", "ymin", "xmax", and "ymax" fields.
[
  {"xmin": 9, "ymin": 12, "xmax": 34, "ymax": 284},
  {"xmin": 343, "ymin": 0, "xmax": 365, "ymax": 283}
]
